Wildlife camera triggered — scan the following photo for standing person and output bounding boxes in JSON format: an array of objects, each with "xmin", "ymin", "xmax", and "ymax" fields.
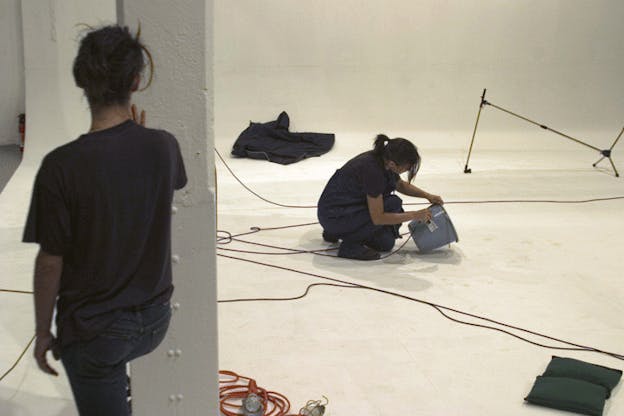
[
  {"xmin": 317, "ymin": 134, "xmax": 443, "ymax": 260},
  {"xmin": 23, "ymin": 25, "xmax": 187, "ymax": 415}
]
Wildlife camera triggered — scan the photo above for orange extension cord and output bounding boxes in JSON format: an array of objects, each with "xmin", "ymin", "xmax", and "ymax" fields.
[{"xmin": 219, "ymin": 370, "xmax": 305, "ymax": 416}]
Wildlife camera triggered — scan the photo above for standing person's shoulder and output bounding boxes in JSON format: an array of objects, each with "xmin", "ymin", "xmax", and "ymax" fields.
[
  {"xmin": 131, "ymin": 123, "xmax": 179, "ymax": 145},
  {"xmin": 131, "ymin": 124, "xmax": 184, "ymax": 155},
  {"xmin": 134, "ymin": 124, "xmax": 187, "ymax": 189},
  {"xmin": 37, "ymin": 137, "xmax": 85, "ymax": 175}
]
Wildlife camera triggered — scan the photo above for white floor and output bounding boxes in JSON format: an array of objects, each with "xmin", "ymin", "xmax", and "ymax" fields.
[
  {"xmin": 0, "ymin": 145, "xmax": 21, "ymax": 193},
  {"xmin": 1, "ymin": 134, "xmax": 623, "ymax": 415}
]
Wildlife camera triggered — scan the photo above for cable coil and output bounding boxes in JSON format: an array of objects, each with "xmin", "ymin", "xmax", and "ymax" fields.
[{"xmin": 220, "ymin": 370, "xmax": 324, "ymax": 416}]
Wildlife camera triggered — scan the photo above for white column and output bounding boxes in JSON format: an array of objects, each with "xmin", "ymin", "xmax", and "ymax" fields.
[{"xmin": 121, "ymin": 1, "xmax": 219, "ymax": 415}]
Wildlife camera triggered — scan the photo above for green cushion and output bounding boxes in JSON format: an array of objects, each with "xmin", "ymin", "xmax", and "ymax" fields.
[
  {"xmin": 544, "ymin": 356, "xmax": 622, "ymax": 398},
  {"xmin": 525, "ymin": 376, "xmax": 607, "ymax": 416}
]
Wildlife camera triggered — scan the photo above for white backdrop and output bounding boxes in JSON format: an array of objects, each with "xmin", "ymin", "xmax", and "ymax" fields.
[
  {"xmin": 214, "ymin": 0, "xmax": 624, "ymax": 151},
  {"xmin": 0, "ymin": 0, "xmax": 25, "ymax": 146}
]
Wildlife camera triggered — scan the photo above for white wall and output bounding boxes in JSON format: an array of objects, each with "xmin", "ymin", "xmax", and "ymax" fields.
[
  {"xmin": 20, "ymin": 0, "xmax": 107, "ymax": 167},
  {"xmin": 5, "ymin": 1, "xmax": 622, "ymax": 149},
  {"xmin": 0, "ymin": 0, "xmax": 25, "ymax": 146},
  {"xmin": 215, "ymin": 0, "xmax": 624, "ymax": 150},
  {"xmin": 0, "ymin": 0, "xmax": 112, "ymax": 229}
]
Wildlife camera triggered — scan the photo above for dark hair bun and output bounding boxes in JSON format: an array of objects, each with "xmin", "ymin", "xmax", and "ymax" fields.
[{"xmin": 73, "ymin": 25, "xmax": 152, "ymax": 107}]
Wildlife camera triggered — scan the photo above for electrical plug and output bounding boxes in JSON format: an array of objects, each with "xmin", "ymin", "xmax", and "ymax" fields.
[
  {"xmin": 299, "ymin": 397, "xmax": 328, "ymax": 416},
  {"xmin": 300, "ymin": 404, "xmax": 324, "ymax": 416},
  {"xmin": 242, "ymin": 393, "xmax": 263, "ymax": 416}
]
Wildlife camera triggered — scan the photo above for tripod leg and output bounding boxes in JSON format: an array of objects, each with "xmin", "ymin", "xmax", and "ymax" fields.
[
  {"xmin": 604, "ymin": 126, "xmax": 623, "ymax": 176},
  {"xmin": 592, "ymin": 156, "xmax": 605, "ymax": 167},
  {"xmin": 608, "ymin": 157, "xmax": 620, "ymax": 177},
  {"xmin": 464, "ymin": 89, "xmax": 487, "ymax": 173},
  {"xmin": 609, "ymin": 127, "xmax": 624, "ymax": 151}
]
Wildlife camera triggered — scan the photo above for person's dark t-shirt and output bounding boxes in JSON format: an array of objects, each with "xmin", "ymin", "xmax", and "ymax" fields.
[
  {"xmin": 23, "ymin": 120, "xmax": 187, "ymax": 347},
  {"xmin": 317, "ymin": 150, "xmax": 398, "ymax": 219}
]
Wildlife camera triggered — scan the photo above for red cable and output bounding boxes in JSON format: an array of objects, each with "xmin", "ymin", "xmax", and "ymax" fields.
[{"xmin": 219, "ymin": 370, "xmax": 301, "ymax": 416}]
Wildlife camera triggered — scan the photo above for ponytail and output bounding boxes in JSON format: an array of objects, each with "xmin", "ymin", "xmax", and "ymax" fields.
[{"xmin": 373, "ymin": 134, "xmax": 390, "ymax": 157}]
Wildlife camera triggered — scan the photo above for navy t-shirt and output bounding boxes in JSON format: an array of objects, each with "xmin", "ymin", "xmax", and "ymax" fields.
[
  {"xmin": 317, "ymin": 150, "xmax": 398, "ymax": 219},
  {"xmin": 23, "ymin": 120, "xmax": 187, "ymax": 347}
]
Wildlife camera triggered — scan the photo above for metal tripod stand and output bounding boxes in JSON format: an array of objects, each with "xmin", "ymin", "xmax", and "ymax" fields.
[{"xmin": 464, "ymin": 89, "xmax": 622, "ymax": 177}]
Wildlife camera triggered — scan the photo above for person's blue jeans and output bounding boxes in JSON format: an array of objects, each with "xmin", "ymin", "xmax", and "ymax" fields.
[{"xmin": 61, "ymin": 303, "xmax": 171, "ymax": 416}]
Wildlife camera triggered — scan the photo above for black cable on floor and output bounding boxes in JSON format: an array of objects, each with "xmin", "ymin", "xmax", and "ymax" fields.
[
  {"xmin": 216, "ymin": 231, "xmax": 413, "ymax": 260},
  {"xmin": 219, "ymin": 282, "xmax": 361, "ymax": 303},
  {"xmin": 215, "ymin": 148, "xmax": 624, "ymax": 208},
  {"xmin": 217, "ymin": 252, "xmax": 624, "ymax": 361},
  {"xmin": 3, "ymin": 151, "xmax": 624, "ymax": 383},
  {"xmin": 215, "ymin": 149, "xmax": 316, "ymax": 208}
]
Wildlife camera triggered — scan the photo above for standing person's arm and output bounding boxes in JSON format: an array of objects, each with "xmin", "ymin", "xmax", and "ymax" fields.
[
  {"xmin": 395, "ymin": 179, "xmax": 444, "ymax": 205},
  {"xmin": 33, "ymin": 249, "xmax": 63, "ymax": 376},
  {"xmin": 23, "ymin": 157, "xmax": 71, "ymax": 376}
]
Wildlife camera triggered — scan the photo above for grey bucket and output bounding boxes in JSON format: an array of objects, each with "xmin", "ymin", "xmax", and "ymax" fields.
[{"xmin": 408, "ymin": 204, "xmax": 459, "ymax": 252}]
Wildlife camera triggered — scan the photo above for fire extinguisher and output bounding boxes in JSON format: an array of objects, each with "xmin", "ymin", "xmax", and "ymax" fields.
[{"xmin": 18, "ymin": 113, "xmax": 25, "ymax": 155}]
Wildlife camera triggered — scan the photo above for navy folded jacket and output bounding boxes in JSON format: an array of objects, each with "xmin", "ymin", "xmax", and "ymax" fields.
[{"xmin": 232, "ymin": 111, "xmax": 335, "ymax": 165}]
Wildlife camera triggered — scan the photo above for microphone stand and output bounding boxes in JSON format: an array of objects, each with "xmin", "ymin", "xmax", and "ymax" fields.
[{"xmin": 464, "ymin": 89, "xmax": 621, "ymax": 177}]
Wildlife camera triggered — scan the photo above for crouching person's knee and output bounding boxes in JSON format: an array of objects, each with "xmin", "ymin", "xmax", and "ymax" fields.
[{"xmin": 366, "ymin": 229, "xmax": 396, "ymax": 252}]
